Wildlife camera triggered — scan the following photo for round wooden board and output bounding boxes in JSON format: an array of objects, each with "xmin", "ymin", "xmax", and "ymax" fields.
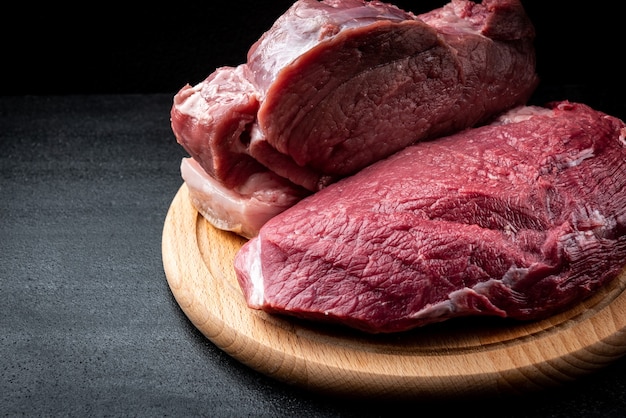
[{"xmin": 162, "ymin": 183, "xmax": 626, "ymax": 399}]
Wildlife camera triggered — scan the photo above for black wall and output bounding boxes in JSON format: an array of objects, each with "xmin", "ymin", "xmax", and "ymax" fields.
[{"xmin": 3, "ymin": 1, "xmax": 623, "ymax": 116}]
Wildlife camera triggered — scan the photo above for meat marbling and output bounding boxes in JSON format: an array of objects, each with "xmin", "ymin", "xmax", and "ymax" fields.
[
  {"xmin": 234, "ymin": 101, "xmax": 626, "ymax": 334},
  {"xmin": 171, "ymin": 0, "xmax": 538, "ymax": 237}
]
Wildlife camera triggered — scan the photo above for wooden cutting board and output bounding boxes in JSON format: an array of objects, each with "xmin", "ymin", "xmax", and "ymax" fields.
[{"xmin": 162, "ymin": 183, "xmax": 626, "ymax": 399}]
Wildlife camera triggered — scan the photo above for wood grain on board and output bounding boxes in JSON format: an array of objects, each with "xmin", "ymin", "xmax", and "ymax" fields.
[{"xmin": 162, "ymin": 183, "xmax": 626, "ymax": 399}]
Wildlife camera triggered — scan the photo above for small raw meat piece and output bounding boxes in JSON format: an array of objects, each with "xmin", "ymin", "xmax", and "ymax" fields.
[
  {"xmin": 171, "ymin": 0, "xmax": 538, "ymax": 237},
  {"xmin": 234, "ymin": 101, "xmax": 626, "ymax": 334},
  {"xmin": 181, "ymin": 158, "xmax": 308, "ymax": 239}
]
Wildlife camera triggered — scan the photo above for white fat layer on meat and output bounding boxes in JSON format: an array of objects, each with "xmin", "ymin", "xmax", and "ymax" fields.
[
  {"xmin": 181, "ymin": 157, "xmax": 302, "ymax": 238},
  {"xmin": 176, "ymin": 83, "xmax": 209, "ymax": 117},
  {"xmin": 619, "ymin": 126, "xmax": 626, "ymax": 147},
  {"xmin": 409, "ymin": 285, "xmax": 507, "ymax": 320},
  {"xmin": 493, "ymin": 105, "xmax": 554, "ymax": 125},
  {"xmin": 177, "ymin": 66, "xmax": 256, "ymax": 119},
  {"xmin": 247, "ymin": 238, "xmax": 265, "ymax": 307},
  {"xmin": 564, "ymin": 147, "xmax": 595, "ymax": 168}
]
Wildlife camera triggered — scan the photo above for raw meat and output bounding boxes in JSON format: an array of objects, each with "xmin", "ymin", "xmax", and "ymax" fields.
[
  {"xmin": 171, "ymin": 0, "xmax": 538, "ymax": 237},
  {"xmin": 234, "ymin": 101, "xmax": 626, "ymax": 334},
  {"xmin": 181, "ymin": 158, "xmax": 308, "ymax": 239}
]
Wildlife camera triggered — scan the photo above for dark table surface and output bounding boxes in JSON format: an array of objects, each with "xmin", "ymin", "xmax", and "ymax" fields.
[{"xmin": 3, "ymin": 90, "xmax": 626, "ymax": 417}]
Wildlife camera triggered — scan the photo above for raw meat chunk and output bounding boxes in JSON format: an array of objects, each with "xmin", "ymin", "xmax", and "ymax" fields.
[
  {"xmin": 171, "ymin": 0, "xmax": 538, "ymax": 237},
  {"xmin": 235, "ymin": 101, "xmax": 626, "ymax": 333}
]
